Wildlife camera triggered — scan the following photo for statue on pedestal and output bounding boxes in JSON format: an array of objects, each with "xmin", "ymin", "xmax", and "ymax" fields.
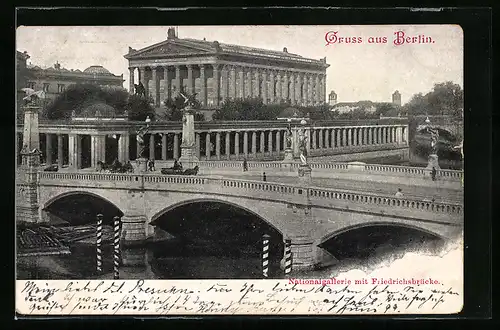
[
  {"xmin": 134, "ymin": 82, "xmax": 146, "ymax": 98},
  {"xmin": 429, "ymin": 126, "xmax": 439, "ymax": 155},
  {"xmin": 424, "ymin": 117, "xmax": 440, "ymax": 170},
  {"xmin": 21, "ymin": 88, "xmax": 45, "ymax": 107},
  {"xmin": 178, "ymin": 92, "xmax": 199, "ymax": 165},
  {"xmin": 134, "ymin": 116, "xmax": 151, "ymax": 173},
  {"xmin": 298, "ymin": 125, "xmax": 308, "ymax": 165},
  {"xmin": 136, "ymin": 117, "xmax": 151, "ymax": 159},
  {"xmin": 285, "ymin": 123, "xmax": 293, "ymax": 150}
]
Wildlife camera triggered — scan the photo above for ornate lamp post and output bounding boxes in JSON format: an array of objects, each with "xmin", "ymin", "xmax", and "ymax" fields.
[{"xmin": 134, "ymin": 116, "xmax": 151, "ymax": 173}]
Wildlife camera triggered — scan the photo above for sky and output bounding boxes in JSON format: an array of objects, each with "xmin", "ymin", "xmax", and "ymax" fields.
[{"xmin": 16, "ymin": 25, "xmax": 463, "ymax": 104}]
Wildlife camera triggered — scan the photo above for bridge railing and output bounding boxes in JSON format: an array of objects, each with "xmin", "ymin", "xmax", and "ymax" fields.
[
  {"xmin": 37, "ymin": 171, "xmax": 463, "ymax": 220},
  {"xmin": 197, "ymin": 160, "xmax": 463, "ymax": 181},
  {"xmin": 307, "ymin": 187, "xmax": 463, "ymax": 216}
]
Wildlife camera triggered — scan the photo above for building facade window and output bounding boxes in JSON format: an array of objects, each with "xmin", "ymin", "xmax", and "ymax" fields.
[
  {"xmin": 26, "ymin": 81, "xmax": 35, "ymax": 89},
  {"xmin": 43, "ymin": 83, "xmax": 50, "ymax": 92},
  {"xmin": 57, "ymin": 84, "xmax": 65, "ymax": 93}
]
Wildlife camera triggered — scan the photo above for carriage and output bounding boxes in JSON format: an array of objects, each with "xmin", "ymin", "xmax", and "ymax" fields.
[
  {"xmin": 161, "ymin": 165, "xmax": 199, "ymax": 176},
  {"xmin": 43, "ymin": 164, "xmax": 59, "ymax": 172},
  {"xmin": 97, "ymin": 160, "xmax": 133, "ymax": 173}
]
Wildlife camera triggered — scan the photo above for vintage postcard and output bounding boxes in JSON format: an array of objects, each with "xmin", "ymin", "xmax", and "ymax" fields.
[{"xmin": 16, "ymin": 24, "xmax": 464, "ymax": 315}]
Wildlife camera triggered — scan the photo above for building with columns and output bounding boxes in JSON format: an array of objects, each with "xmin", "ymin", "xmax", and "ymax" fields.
[
  {"xmin": 23, "ymin": 60, "xmax": 124, "ymax": 102},
  {"xmin": 125, "ymin": 27, "xmax": 329, "ymax": 109}
]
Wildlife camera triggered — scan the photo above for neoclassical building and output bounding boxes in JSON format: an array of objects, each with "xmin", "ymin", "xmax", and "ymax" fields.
[
  {"xmin": 24, "ymin": 60, "xmax": 124, "ymax": 101},
  {"xmin": 125, "ymin": 28, "xmax": 329, "ymax": 108}
]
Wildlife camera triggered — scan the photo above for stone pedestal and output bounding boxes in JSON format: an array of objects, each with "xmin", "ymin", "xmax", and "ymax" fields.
[
  {"xmin": 17, "ymin": 106, "xmax": 42, "ymax": 224},
  {"xmin": 426, "ymin": 154, "xmax": 441, "ymax": 170},
  {"xmin": 179, "ymin": 146, "xmax": 199, "ymax": 168},
  {"xmin": 283, "ymin": 148, "xmax": 294, "ymax": 162},
  {"xmin": 179, "ymin": 106, "xmax": 199, "ymax": 167},
  {"xmin": 298, "ymin": 164, "xmax": 312, "ymax": 185},
  {"xmin": 121, "ymin": 214, "xmax": 147, "ymax": 246},
  {"xmin": 135, "ymin": 157, "xmax": 148, "ymax": 173}
]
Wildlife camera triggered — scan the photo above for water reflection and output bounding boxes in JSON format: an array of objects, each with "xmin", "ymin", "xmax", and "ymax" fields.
[{"xmin": 17, "ymin": 240, "xmax": 284, "ymax": 280}]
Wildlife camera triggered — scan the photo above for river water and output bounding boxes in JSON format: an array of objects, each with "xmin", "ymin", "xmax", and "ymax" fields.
[{"xmin": 16, "ymin": 236, "xmax": 444, "ymax": 280}]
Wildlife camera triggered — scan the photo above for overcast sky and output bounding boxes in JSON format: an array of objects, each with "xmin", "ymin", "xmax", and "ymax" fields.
[{"xmin": 16, "ymin": 25, "xmax": 463, "ymax": 104}]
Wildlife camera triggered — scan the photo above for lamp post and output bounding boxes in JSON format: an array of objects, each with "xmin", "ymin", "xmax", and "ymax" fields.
[{"xmin": 135, "ymin": 116, "xmax": 151, "ymax": 173}]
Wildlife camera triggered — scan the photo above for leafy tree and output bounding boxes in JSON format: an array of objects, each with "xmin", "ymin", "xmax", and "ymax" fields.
[
  {"xmin": 403, "ymin": 81, "xmax": 463, "ymax": 117},
  {"xmin": 213, "ymin": 97, "xmax": 280, "ymax": 121},
  {"xmin": 42, "ymin": 83, "xmax": 155, "ymax": 121},
  {"xmin": 375, "ymin": 103, "xmax": 400, "ymax": 117},
  {"xmin": 126, "ymin": 94, "xmax": 156, "ymax": 121}
]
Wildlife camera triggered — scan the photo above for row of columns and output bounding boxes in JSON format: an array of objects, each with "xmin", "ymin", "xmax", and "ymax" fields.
[
  {"xmin": 129, "ymin": 64, "xmax": 326, "ymax": 108},
  {"xmin": 17, "ymin": 125, "xmax": 408, "ymax": 169},
  {"xmin": 309, "ymin": 126, "xmax": 407, "ymax": 150}
]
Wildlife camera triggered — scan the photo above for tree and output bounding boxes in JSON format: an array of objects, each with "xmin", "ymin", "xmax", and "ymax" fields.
[
  {"xmin": 375, "ymin": 103, "xmax": 400, "ymax": 117},
  {"xmin": 41, "ymin": 83, "xmax": 155, "ymax": 121},
  {"xmin": 126, "ymin": 94, "xmax": 156, "ymax": 121},
  {"xmin": 402, "ymin": 81, "xmax": 463, "ymax": 117},
  {"xmin": 213, "ymin": 98, "xmax": 281, "ymax": 121}
]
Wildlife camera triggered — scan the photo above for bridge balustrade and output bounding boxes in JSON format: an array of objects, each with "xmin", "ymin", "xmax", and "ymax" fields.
[
  {"xmin": 37, "ymin": 172, "xmax": 463, "ymax": 221},
  {"xmin": 198, "ymin": 160, "xmax": 462, "ymax": 181},
  {"xmin": 308, "ymin": 187, "xmax": 463, "ymax": 215}
]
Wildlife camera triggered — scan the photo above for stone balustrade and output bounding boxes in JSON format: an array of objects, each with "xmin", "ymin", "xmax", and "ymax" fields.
[
  {"xmin": 37, "ymin": 172, "xmax": 463, "ymax": 220},
  {"xmin": 196, "ymin": 160, "xmax": 463, "ymax": 181}
]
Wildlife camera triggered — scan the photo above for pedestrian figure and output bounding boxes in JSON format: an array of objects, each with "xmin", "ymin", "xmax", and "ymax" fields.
[
  {"xmin": 431, "ymin": 167, "xmax": 437, "ymax": 181},
  {"xmin": 243, "ymin": 158, "xmax": 248, "ymax": 172},
  {"xmin": 263, "ymin": 172, "xmax": 267, "ymax": 182},
  {"xmin": 395, "ymin": 188, "xmax": 404, "ymax": 197},
  {"xmin": 150, "ymin": 159, "xmax": 155, "ymax": 171}
]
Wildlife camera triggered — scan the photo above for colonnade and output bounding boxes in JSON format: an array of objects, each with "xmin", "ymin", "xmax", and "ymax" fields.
[
  {"xmin": 309, "ymin": 125, "xmax": 406, "ymax": 150},
  {"xmin": 17, "ymin": 125, "xmax": 408, "ymax": 169},
  {"xmin": 129, "ymin": 64, "xmax": 326, "ymax": 108}
]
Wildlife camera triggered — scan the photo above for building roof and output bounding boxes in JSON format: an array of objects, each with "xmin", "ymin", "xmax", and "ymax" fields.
[
  {"xmin": 332, "ymin": 100, "xmax": 378, "ymax": 108},
  {"xmin": 27, "ymin": 63, "xmax": 121, "ymax": 78},
  {"xmin": 83, "ymin": 65, "xmax": 113, "ymax": 75},
  {"xmin": 125, "ymin": 29, "xmax": 329, "ymax": 68}
]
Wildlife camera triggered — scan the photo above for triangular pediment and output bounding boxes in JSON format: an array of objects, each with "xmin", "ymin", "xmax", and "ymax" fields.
[{"xmin": 127, "ymin": 40, "xmax": 212, "ymax": 58}]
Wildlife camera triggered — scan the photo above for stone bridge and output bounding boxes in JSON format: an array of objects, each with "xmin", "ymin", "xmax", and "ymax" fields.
[{"xmin": 24, "ymin": 170, "xmax": 463, "ymax": 270}]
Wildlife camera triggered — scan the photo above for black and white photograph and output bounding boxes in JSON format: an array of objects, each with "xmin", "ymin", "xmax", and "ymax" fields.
[{"xmin": 15, "ymin": 23, "xmax": 465, "ymax": 315}]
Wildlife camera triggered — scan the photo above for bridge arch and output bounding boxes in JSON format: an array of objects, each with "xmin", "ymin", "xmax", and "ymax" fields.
[
  {"xmin": 149, "ymin": 197, "xmax": 284, "ymax": 236},
  {"xmin": 317, "ymin": 221, "xmax": 446, "ymax": 248},
  {"xmin": 42, "ymin": 190, "xmax": 124, "ymax": 212},
  {"xmin": 41, "ymin": 190, "xmax": 125, "ymax": 226}
]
